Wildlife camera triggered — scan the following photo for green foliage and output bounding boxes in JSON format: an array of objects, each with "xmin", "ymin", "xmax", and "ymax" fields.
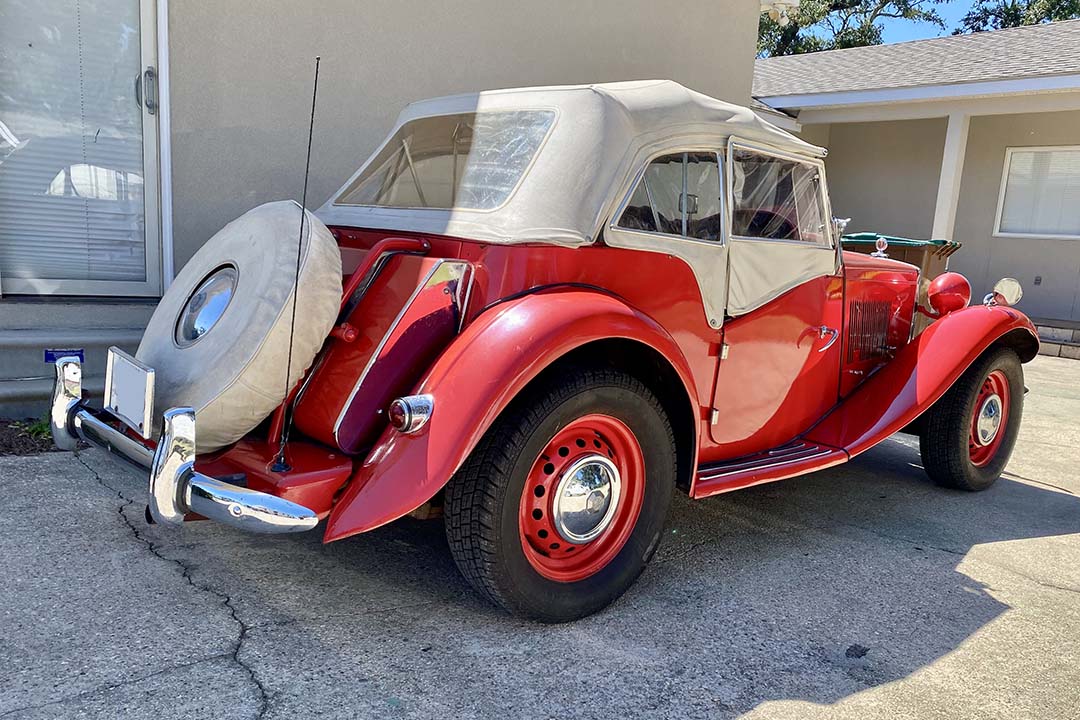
[
  {"xmin": 953, "ymin": 0, "xmax": 1080, "ymax": 33},
  {"xmin": 758, "ymin": 0, "xmax": 946, "ymax": 56},
  {"xmin": 15, "ymin": 415, "xmax": 52, "ymax": 441}
]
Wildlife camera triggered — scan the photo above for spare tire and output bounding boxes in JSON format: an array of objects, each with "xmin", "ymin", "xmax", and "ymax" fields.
[{"xmin": 137, "ymin": 200, "xmax": 342, "ymax": 452}]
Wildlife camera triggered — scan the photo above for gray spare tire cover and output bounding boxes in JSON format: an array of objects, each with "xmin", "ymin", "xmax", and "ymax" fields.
[{"xmin": 137, "ymin": 200, "xmax": 342, "ymax": 452}]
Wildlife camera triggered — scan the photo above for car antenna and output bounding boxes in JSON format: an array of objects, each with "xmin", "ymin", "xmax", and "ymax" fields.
[{"xmin": 273, "ymin": 55, "xmax": 321, "ymax": 474}]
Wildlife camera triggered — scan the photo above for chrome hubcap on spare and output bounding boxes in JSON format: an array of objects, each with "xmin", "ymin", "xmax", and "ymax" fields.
[
  {"xmin": 175, "ymin": 265, "xmax": 238, "ymax": 347},
  {"xmin": 551, "ymin": 454, "xmax": 621, "ymax": 544},
  {"xmin": 975, "ymin": 393, "xmax": 1003, "ymax": 446}
]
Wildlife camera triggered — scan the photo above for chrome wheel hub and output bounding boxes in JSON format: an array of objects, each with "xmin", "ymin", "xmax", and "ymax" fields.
[
  {"xmin": 975, "ymin": 393, "xmax": 1003, "ymax": 446},
  {"xmin": 551, "ymin": 454, "xmax": 621, "ymax": 544}
]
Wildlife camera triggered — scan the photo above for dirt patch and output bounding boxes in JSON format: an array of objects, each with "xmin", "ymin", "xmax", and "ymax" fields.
[{"xmin": 0, "ymin": 419, "xmax": 59, "ymax": 456}]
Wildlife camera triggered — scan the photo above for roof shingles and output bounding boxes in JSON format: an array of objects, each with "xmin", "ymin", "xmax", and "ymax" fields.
[{"xmin": 753, "ymin": 19, "xmax": 1080, "ymax": 98}]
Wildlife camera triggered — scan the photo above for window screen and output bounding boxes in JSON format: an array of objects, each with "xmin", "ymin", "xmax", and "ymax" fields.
[
  {"xmin": 731, "ymin": 149, "xmax": 829, "ymax": 245},
  {"xmin": 998, "ymin": 147, "xmax": 1080, "ymax": 237},
  {"xmin": 616, "ymin": 152, "xmax": 722, "ymax": 241},
  {"xmin": 335, "ymin": 110, "xmax": 555, "ymax": 211}
]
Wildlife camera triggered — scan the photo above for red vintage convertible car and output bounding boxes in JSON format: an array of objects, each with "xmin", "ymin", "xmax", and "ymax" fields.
[{"xmin": 52, "ymin": 81, "xmax": 1037, "ymax": 621}]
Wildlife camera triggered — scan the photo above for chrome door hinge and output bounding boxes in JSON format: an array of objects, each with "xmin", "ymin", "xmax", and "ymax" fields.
[{"xmin": 720, "ymin": 343, "xmax": 730, "ymax": 360}]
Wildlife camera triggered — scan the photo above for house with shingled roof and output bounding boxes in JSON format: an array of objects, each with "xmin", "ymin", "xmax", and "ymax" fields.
[{"xmin": 754, "ymin": 20, "xmax": 1080, "ymax": 357}]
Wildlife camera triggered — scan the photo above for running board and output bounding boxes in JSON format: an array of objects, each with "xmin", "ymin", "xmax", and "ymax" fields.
[{"xmin": 693, "ymin": 440, "xmax": 848, "ymax": 499}]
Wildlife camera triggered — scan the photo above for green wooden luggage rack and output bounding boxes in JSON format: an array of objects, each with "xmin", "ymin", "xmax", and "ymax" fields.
[{"xmin": 841, "ymin": 233, "xmax": 962, "ymax": 259}]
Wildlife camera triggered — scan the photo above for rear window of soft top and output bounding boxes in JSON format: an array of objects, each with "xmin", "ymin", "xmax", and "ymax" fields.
[{"xmin": 335, "ymin": 110, "xmax": 555, "ymax": 211}]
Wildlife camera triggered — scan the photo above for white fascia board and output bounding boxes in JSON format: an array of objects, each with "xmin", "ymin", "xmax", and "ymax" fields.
[
  {"xmin": 795, "ymin": 89, "xmax": 1080, "ymax": 124},
  {"xmin": 757, "ymin": 72, "xmax": 1080, "ymax": 111},
  {"xmin": 753, "ymin": 109, "xmax": 801, "ymax": 132}
]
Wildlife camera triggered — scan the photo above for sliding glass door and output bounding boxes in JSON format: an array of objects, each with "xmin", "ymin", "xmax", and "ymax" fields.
[{"xmin": 0, "ymin": 0, "xmax": 161, "ymax": 296}]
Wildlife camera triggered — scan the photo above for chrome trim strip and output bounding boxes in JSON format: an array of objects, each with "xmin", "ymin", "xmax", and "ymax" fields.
[
  {"xmin": 457, "ymin": 264, "xmax": 475, "ymax": 333},
  {"xmin": 339, "ymin": 249, "xmax": 413, "ymax": 323},
  {"xmin": 697, "ymin": 442, "xmax": 836, "ymax": 481},
  {"xmin": 332, "ymin": 259, "xmax": 470, "ymax": 447}
]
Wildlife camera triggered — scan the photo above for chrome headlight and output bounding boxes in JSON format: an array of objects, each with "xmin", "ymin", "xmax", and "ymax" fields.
[{"xmin": 175, "ymin": 265, "xmax": 238, "ymax": 347}]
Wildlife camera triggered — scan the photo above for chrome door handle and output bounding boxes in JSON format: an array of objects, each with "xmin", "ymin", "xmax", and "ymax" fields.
[
  {"xmin": 143, "ymin": 67, "xmax": 158, "ymax": 115},
  {"xmin": 817, "ymin": 325, "xmax": 839, "ymax": 353}
]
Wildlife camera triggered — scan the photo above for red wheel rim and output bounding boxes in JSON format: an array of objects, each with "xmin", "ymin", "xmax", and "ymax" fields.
[
  {"xmin": 518, "ymin": 414, "xmax": 645, "ymax": 583},
  {"xmin": 969, "ymin": 369, "xmax": 1010, "ymax": 468}
]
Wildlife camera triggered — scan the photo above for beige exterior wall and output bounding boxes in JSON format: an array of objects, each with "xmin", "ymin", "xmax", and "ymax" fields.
[
  {"xmin": 805, "ymin": 118, "xmax": 948, "ymax": 239},
  {"xmin": 949, "ymin": 110, "xmax": 1080, "ymax": 321},
  {"xmin": 166, "ymin": 0, "xmax": 761, "ymax": 270}
]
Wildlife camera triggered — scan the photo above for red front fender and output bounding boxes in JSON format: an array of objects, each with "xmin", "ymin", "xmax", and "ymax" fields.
[
  {"xmin": 323, "ymin": 288, "xmax": 698, "ymax": 542},
  {"xmin": 805, "ymin": 305, "xmax": 1038, "ymax": 457}
]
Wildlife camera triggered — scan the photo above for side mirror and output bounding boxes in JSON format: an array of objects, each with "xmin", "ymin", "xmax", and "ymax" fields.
[
  {"xmin": 985, "ymin": 277, "xmax": 1023, "ymax": 307},
  {"xmin": 680, "ymin": 193, "xmax": 699, "ymax": 216},
  {"xmin": 832, "ymin": 217, "xmax": 851, "ymax": 238}
]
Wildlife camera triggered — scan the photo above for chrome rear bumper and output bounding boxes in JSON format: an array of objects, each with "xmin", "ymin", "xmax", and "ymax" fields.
[{"xmin": 51, "ymin": 356, "xmax": 318, "ymax": 534}]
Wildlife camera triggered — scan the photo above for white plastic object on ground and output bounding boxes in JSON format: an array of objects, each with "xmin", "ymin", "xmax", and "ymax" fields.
[{"xmin": 137, "ymin": 200, "xmax": 342, "ymax": 452}]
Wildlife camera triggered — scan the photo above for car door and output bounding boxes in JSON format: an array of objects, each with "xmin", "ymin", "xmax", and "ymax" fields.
[
  {"xmin": 606, "ymin": 150, "xmax": 729, "ymax": 330},
  {"xmin": 708, "ymin": 141, "xmax": 843, "ymax": 457}
]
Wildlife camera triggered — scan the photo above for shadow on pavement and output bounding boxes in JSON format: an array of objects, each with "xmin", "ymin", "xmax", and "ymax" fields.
[{"xmin": 168, "ymin": 432, "xmax": 1080, "ymax": 717}]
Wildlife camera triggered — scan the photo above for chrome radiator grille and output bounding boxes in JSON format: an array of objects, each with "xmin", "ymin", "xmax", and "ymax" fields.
[{"xmin": 846, "ymin": 300, "xmax": 891, "ymax": 363}]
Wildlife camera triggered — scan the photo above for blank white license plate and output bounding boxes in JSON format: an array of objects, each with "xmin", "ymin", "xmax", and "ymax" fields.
[{"xmin": 104, "ymin": 347, "xmax": 155, "ymax": 439}]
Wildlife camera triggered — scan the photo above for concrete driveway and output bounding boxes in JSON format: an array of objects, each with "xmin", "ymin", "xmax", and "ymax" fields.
[{"xmin": 2, "ymin": 355, "xmax": 1079, "ymax": 719}]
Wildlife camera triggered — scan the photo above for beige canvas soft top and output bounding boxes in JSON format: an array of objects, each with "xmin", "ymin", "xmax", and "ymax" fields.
[{"xmin": 317, "ymin": 80, "xmax": 824, "ymax": 247}]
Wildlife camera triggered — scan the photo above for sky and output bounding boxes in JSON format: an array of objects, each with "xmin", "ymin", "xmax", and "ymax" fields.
[{"xmin": 878, "ymin": 1, "xmax": 974, "ymax": 44}]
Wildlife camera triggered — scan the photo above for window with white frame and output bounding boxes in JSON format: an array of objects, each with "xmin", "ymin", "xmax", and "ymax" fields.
[{"xmin": 996, "ymin": 146, "xmax": 1080, "ymax": 239}]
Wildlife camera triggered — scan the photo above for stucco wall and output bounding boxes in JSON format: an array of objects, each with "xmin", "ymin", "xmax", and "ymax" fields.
[
  {"xmin": 806, "ymin": 118, "xmax": 948, "ymax": 239},
  {"xmin": 166, "ymin": 0, "xmax": 760, "ymax": 271},
  {"xmin": 949, "ymin": 110, "xmax": 1080, "ymax": 322}
]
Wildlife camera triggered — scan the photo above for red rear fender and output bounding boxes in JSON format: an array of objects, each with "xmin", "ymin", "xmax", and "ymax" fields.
[
  {"xmin": 805, "ymin": 305, "xmax": 1038, "ymax": 457},
  {"xmin": 323, "ymin": 288, "xmax": 698, "ymax": 542}
]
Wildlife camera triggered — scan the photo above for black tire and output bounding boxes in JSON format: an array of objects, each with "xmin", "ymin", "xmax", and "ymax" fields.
[
  {"xmin": 444, "ymin": 367, "xmax": 676, "ymax": 622},
  {"xmin": 919, "ymin": 347, "xmax": 1024, "ymax": 491}
]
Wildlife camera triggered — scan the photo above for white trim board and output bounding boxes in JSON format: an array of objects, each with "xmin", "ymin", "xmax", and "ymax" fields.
[
  {"xmin": 757, "ymin": 72, "xmax": 1080, "ymax": 111},
  {"xmin": 157, "ymin": 0, "xmax": 174, "ymax": 289},
  {"xmin": 794, "ymin": 90, "xmax": 1080, "ymax": 125},
  {"xmin": 752, "ymin": 108, "xmax": 801, "ymax": 133}
]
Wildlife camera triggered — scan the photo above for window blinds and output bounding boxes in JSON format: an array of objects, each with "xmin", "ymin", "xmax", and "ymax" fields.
[
  {"xmin": 0, "ymin": 0, "xmax": 147, "ymax": 287},
  {"xmin": 999, "ymin": 147, "xmax": 1080, "ymax": 238}
]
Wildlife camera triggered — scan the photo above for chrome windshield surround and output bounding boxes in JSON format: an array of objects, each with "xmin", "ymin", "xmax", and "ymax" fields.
[{"xmin": 50, "ymin": 356, "xmax": 318, "ymax": 534}]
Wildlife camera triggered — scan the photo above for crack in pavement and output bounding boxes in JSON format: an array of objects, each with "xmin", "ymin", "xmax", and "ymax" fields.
[
  {"xmin": 0, "ymin": 653, "xmax": 231, "ymax": 718},
  {"xmin": 71, "ymin": 453, "xmax": 272, "ymax": 720}
]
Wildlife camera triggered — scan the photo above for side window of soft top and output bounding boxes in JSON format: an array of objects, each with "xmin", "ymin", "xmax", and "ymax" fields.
[
  {"xmin": 616, "ymin": 152, "xmax": 722, "ymax": 242},
  {"xmin": 730, "ymin": 148, "xmax": 829, "ymax": 245}
]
